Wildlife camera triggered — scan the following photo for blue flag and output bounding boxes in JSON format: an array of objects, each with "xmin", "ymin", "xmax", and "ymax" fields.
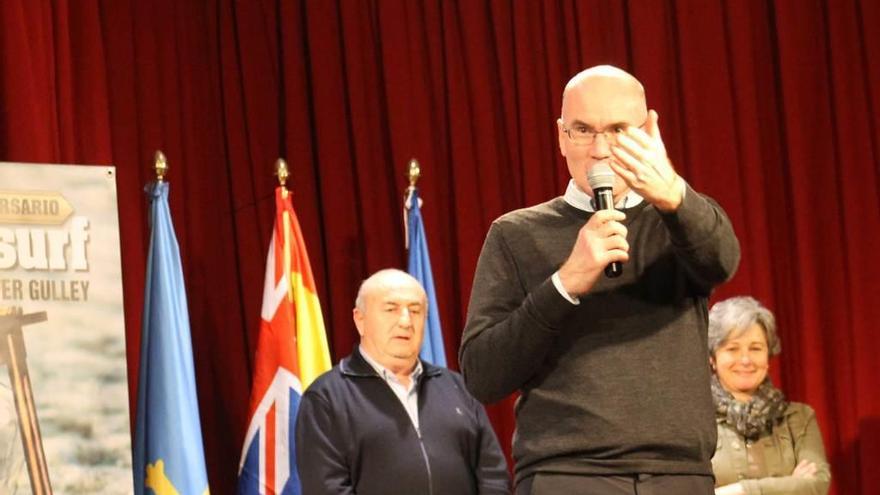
[
  {"xmin": 134, "ymin": 182, "xmax": 209, "ymax": 495},
  {"xmin": 406, "ymin": 187, "xmax": 447, "ymax": 367}
]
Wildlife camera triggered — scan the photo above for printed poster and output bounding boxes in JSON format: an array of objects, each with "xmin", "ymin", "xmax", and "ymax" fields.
[{"xmin": 0, "ymin": 162, "xmax": 132, "ymax": 494}]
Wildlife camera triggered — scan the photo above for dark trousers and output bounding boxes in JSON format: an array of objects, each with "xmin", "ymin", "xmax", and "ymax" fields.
[{"xmin": 515, "ymin": 473, "xmax": 714, "ymax": 495}]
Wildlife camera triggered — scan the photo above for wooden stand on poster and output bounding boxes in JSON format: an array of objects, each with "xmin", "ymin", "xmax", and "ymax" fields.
[{"xmin": 0, "ymin": 307, "xmax": 53, "ymax": 495}]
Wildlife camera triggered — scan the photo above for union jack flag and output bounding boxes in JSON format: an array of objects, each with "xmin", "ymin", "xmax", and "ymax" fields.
[{"xmin": 238, "ymin": 187, "xmax": 331, "ymax": 495}]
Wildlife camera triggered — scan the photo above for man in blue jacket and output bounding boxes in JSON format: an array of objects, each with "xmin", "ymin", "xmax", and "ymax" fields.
[{"xmin": 295, "ymin": 269, "xmax": 509, "ymax": 495}]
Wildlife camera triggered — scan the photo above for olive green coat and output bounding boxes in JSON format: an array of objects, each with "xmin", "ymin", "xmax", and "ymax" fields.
[{"xmin": 712, "ymin": 402, "xmax": 830, "ymax": 494}]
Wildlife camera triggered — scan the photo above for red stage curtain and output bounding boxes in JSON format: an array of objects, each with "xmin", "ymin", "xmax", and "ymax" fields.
[{"xmin": 1, "ymin": 1, "xmax": 878, "ymax": 493}]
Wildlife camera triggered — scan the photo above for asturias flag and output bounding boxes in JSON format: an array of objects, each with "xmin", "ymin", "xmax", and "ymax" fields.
[
  {"xmin": 134, "ymin": 181, "xmax": 210, "ymax": 495},
  {"xmin": 405, "ymin": 187, "xmax": 447, "ymax": 367},
  {"xmin": 238, "ymin": 187, "xmax": 332, "ymax": 495}
]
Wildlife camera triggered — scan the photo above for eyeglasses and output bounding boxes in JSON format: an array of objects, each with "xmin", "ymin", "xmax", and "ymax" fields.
[{"xmin": 561, "ymin": 122, "xmax": 643, "ymax": 146}]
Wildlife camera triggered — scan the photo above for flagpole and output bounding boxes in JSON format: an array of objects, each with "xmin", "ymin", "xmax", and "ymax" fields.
[
  {"xmin": 238, "ymin": 158, "xmax": 332, "ymax": 493},
  {"xmin": 407, "ymin": 158, "xmax": 420, "ymax": 190},
  {"xmin": 404, "ymin": 158, "xmax": 420, "ymax": 250},
  {"xmin": 135, "ymin": 149, "xmax": 210, "ymax": 495},
  {"xmin": 154, "ymin": 150, "xmax": 168, "ymax": 183},
  {"xmin": 276, "ymin": 158, "xmax": 289, "ymax": 198},
  {"xmin": 401, "ymin": 157, "xmax": 447, "ymax": 366}
]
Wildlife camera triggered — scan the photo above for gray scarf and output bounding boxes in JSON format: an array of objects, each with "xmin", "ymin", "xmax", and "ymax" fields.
[{"xmin": 711, "ymin": 374, "xmax": 788, "ymax": 439}]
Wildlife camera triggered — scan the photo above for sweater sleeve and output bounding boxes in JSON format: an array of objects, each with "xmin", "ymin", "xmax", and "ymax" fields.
[
  {"xmin": 740, "ymin": 406, "xmax": 831, "ymax": 495},
  {"xmin": 472, "ymin": 396, "xmax": 512, "ymax": 494},
  {"xmin": 659, "ymin": 183, "xmax": 741, "ymax": 293},
  {"xmin": 459, "ymin": 221, "xmax": 579, "ymax": 403},
  {"xmin": 295, "ymin": 388, "xmax": 356, "ymax": 495}
]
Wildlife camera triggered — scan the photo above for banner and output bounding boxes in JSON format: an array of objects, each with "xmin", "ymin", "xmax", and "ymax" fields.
[{"xmin": 0, "ymin": 162, "xmax": 131, "ymax": 494}]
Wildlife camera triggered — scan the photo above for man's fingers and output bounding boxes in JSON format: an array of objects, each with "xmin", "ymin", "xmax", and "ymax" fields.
[
  {"xmin": 592, "ymin": 216, "xmax": 627, "ymax": 239},
  {"xmin": 615, "ymin": 134, "xmax": 650, "ymax": 164},
  {"xmin": 607, "ymin": 159, "xmax": 640, "ymax": 187},
  {"xmin": 603, "ymin": 221, "xmax": 627, "ymax": 239},
  {"xmin": 580, "ymin": 212, "xmax": 629, "ymax": 262},
  {"xmin": 614, "ymin": 137, "xmax": 669, "ymax": 183},
  {"xmin": 621, "ymin": 126, "xmax": 653, "ymax": 151},
  {"xmin": 617, "ymin": 132, "xmax": 672, "ymax": 175},
  {"xmin": 603, "ymin": 235, "xmax": 629, "ymax": 254},
  {"xmin": 606, "ymin": 250, "xmax": 630, "ymax": 264},
  {"xmin": 624, "ymin": 113, "xmax": 664, "ymax": 157},
  {"xmin": 588, "ymin": 208, "xmax": 626, "ymax": 225}
]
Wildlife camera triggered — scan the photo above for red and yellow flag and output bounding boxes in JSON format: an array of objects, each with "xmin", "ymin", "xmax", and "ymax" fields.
[{"xmin": 238, "ymin": 187, "xmax": 331, "ymax": 495}]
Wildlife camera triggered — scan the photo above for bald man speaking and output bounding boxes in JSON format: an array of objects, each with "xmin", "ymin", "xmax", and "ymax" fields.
[{"xmin": 460, "ymin": 65, "xmax": 741, "ymax": 494}]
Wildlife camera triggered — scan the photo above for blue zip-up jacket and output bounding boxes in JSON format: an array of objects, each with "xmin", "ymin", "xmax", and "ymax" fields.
[{"xmin": 295, "ymin": 347, "xmax": 510, "ymax": 495}]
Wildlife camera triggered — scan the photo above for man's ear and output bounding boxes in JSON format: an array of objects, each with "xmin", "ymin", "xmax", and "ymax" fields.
[
  {"xmin": 353, "ymin": 308, "xmax": 365, "ymax": 337},
  {"xmin": 557, "ymin": 118, "xmax": 568, "ymax": 157}
]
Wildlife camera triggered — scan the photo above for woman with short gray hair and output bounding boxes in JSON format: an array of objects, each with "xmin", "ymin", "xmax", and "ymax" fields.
[{"xmin": 708, "ymin": 296, "xmax": 830, "ymax": 495}]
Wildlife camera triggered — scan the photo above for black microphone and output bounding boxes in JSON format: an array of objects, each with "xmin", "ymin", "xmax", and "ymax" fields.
[{"xmin": 587, "ymin": 163, "xmax": 623, "ymax": 278}]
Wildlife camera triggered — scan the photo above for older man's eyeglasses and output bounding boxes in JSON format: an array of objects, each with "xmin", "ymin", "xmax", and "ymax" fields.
[{"xmin": 562, "ymin": 123, "xmax": 633, "ymax": 146}]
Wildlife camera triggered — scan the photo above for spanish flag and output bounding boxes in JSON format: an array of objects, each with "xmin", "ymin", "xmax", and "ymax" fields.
[{"xmin": 238, "ymin": 187, "xmax": 331, "ymax": 495}]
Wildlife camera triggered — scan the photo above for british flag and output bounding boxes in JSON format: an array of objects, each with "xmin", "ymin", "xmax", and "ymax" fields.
[{"xmin": 238, "ymin": 187, "xmax": 331, "ymax": 495}]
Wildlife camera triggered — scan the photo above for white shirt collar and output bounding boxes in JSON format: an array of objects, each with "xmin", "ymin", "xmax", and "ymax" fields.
[
  {"xmin": 359, "ymin": 344, "xmax": 423, "ymax": 383},
  {"xmin": 563, "ymin": 179, "xmax": 643, "ymax": 212}
]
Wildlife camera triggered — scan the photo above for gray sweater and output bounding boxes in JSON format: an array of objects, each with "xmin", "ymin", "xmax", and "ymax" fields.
[{"xmin": 460, "ymin": 185, "xmax": 740, "ymax": 484}]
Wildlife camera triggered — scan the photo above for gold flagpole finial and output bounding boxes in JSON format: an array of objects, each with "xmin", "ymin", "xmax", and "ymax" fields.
[
  {"xmin": 276, "ymin": 158, "xmax": 289, "ymax": 190},
  {"xmin": 407, "ymin": 158, "xmax": 421, "ymax": 189},
  {"xmin": 154, "ymin": 150, "xmax": 168, "ymax": 182},
  {"xmin": 404, "ymin": 158, "xmax": 423, "ymax": 250}
]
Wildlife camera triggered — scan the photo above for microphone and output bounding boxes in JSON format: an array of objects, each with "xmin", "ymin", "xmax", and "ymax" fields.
[{"xmin": 587, "ymin": 163, "xmax": 623, "ymax": 278}]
